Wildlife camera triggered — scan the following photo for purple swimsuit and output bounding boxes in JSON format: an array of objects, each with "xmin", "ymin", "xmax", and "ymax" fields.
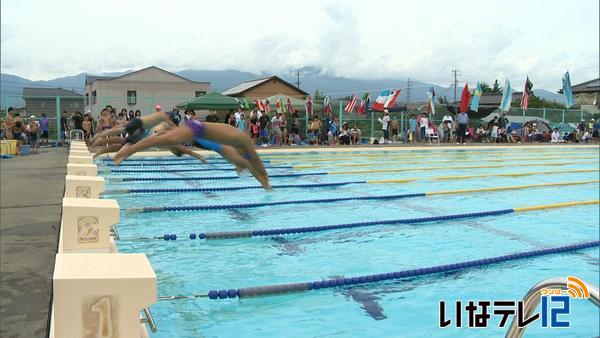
[{"xmin": 185, "ymin": 119, "xmax": 205, "ymax": 138}]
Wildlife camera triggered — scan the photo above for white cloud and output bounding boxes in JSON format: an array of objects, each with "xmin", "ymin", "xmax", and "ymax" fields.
[{"xmin": 0, "ymin": 0, "xmax": 598, "ymax": 90}]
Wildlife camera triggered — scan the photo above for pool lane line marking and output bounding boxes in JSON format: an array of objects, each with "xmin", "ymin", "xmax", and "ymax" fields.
[
  {"xmin": 100, "ymin": 160, "xmax": 272, "ymax": 167},
  {"xmin": 102, "ymin": 169, "xmax": 599, "ymax": 195},
  {"xmin": 123, "ymin": 181, "xmax": 599, "ymax": 213},
  {"xmin": 142, "ymin": 200, "xmax": 599, "ymax": 242},
  {"xmin": 326, "ymin": 161, "xmax": 592, "ymax": 175},
  {"xmin": 269, "ymin": 154, "xmax": 598, "ymax": 164},
  {"xmin": 292, "ymin": 156, "xmax": 599, "ymax": 168}
]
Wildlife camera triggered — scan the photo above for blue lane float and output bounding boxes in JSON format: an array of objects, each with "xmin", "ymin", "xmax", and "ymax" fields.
[
  {"xmin": 203, "ymin": 240, "xmax": 599, "ymax": 299},
  {"xmin": 115, "ymin": 172, "xmax": 328, "ymax": 182},
  {"xmin": 154, "ymin": 208, "xmax": 514, "ymax": 240},
  {"xmin": 105, "ymin": 181, "xmax": 366, "ymax": 194},
  {"xmin": 108, "ymin": 166, "xmax": 293, "ymax": 173}
]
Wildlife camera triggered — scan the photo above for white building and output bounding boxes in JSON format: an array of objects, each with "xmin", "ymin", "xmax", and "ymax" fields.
[{"xmin": 84, "ymin": 66, "xmax": 210, "ymax": 115}]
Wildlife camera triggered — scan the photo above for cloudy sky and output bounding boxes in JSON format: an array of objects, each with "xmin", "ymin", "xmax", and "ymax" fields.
[{"xmin": 1, "ymin": 0, "xmax": 598, "ymax": 89}]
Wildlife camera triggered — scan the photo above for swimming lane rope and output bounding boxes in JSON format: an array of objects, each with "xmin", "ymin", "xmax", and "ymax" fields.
[
  {"xmin": 127, "ymin": 200, "xmax": 599, "ymax": 241},
  {"xmin": 124, "ymin": 181, "xmax": 599, "ymax": 213},
  {"xmin": 155, "ymin": 240, "xmax": 599, "ymax": 300}
]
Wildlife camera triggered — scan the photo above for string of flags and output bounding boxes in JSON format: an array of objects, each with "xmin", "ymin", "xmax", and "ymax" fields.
[{"xmin": 244, "ymin": 70, "xmax": 576, "ymax": 115}]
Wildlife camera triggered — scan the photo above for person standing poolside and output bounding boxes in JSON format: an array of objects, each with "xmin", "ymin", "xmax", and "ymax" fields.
[
  {"xmin": 83, "ymin": 115, "xmax": 93, "ymax": 143},
  {"xmin": 456, "ymin": 110, "xmax": 469, "ymax": 144},
  {"xmin": 237, "ymin": 113, "xmax": 247, "ymax": 134},
  {"xmin": 418, "ymin": 112, "xmax": 429, "ymax": 143},
  {"xmin": 60, "ymin": 111, "xmax": 69, "ymax": 146},
  {"xmin": 39, "ymin": 113, "xmax": 49, "ymax": 146},
  {"xmin": 271, "ymin": 112, "xmax": 283, "ymax": 146},
  {"xmin": 27, "ymin": 115, "xmax": 39, "ymax": 147},
  {"xmin": 249, "ymin": 112, "xmax": 259, "ymax": 144},
  {"xmin": 99, "ymin": 109, "xmax": 112, "ymax": 131},
  {"xmin": 389, "ymin": 116, "xmax": 399, "ymax": 143},
  {"xmin": 378, "ymin": 110, "xmax": 391, "ymax": 144},
  {"xmin": 205, "ymin": 111, "xmax": 218, "ymax": 123},
  {"xmin": 408, "ymin": 115, "xmax": 417, "ymax": 143},
  {"xmin": 259, "ymin": 111, "xmax": 270, "ymax": 146}
]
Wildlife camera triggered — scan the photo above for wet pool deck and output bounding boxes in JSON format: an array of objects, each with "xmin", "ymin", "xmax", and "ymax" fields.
[
  {"xmin": 0, "ymin": 148, "xmax": 67, "ymax": 338},
  {"xmin": 0, "ymin": 143, "xmax": 596, "ymax": 338}
]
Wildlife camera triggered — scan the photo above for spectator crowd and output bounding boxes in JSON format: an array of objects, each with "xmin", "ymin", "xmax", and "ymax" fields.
[{"xmin": 1, "ymin": 104, "xmax": 598, "ymax": 148}]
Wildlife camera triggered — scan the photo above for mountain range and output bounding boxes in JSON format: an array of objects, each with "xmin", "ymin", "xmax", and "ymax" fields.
[{"xmin": 0, "ymin": 68, "xmax": 565, "ymax": 108}]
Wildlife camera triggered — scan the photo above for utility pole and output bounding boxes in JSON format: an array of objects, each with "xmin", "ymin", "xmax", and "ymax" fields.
[
  {"xmin": 296, "ymin": 69, "xmax": 301, "ymax": 88},
  {"xmin": 452, "ymin": 69, "xmax": 461, "ymax": 111},
  {"xmin": 406, "ymin": 78, "xmax": 411, "ymax": 103}
]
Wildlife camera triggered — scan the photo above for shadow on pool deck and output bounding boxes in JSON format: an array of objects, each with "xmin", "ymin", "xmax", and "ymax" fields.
[{"xmin": 0, "ymin": 148, "xmax": 67, "ymax": 338}]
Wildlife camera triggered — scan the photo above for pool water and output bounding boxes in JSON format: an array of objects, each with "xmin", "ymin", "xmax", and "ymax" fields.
[{"xmin": 101, "ymin": 147, "xmax": 600, "ymax": 338}]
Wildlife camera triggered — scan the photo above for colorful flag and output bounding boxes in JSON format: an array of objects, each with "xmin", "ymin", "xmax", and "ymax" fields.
[
  {"xmin": 254, "ymin": 98, "xmax": 265, "ymax": 111},
  {"xmin": 470, "ymin": 82, "xmax": 482, "ymax": 112},
  {"xmin": 460, "ymin": 83, "xmax": 471, "ymax": 113},
  {"xmin": 276, "ymin": 97, "xmax": 285, "ymax": 113},
  {"xmin": 324, "ymin": 96, "xmax": 332, "ymax": 113},
  {"xmin": 264, "ymin": 98, "xmax": 271, "ymax": 113},
  {"xmin": 286, "ymin": 97, "xmax": 295, "ymax": 114},
  {"xmin": 427, "ymin": 87, "xmax": 436, "ymax": 116},
  {"xmin": 384, "ymin": 90, "xmax": 401, "ymax": 109},
  {"xmin": 372, "ymin": 90, "xmax": 390, "ymax": 111},
  {"xmin": 520, "ymin": 77, "xmax": 533, "ymax": 110},
  {"xmin": 357, "ymin": 92, "xmax": 370, "ymax": 115},
  {"xmin": 562, "ymin": 71, "xmax": 575, "ymax": 108},
  {"xmin": 344, "ymin": 94, "xmax": 357, "ymax": 112},
  {"xmin": 306, "ymin": 96, "xmax": 313, "ymax": 115},
  {"xmin": 499, "ymin": 79, "xmax": 513, "ymax": 112},
  {"xmin": 372, "ymin": 90, "xmax": 401, "ymax": 111}
]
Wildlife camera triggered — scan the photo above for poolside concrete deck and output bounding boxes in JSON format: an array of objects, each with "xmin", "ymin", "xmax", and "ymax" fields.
[{"xmin": 0, "ymin": 148, "xmax": 67, "ymax": 338}]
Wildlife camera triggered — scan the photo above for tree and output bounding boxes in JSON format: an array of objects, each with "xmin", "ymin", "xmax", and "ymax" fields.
[
  {"xmin": 480, "ymin": 82, "xmax": 492, "ymax": 93},
  {"xmin": 492, "ymin": 79, "xmax": 501, "ymax": 93},
  {"xmin": 313, "ymin": 90, "xmax": 324, "ymax": 101},
  {"xmin": 512, "ymin": 94, "xmax": 565, "ymax": 109}
]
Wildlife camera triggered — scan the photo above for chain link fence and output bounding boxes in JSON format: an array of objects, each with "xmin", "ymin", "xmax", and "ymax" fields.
[{"xmin": 2, "ymin": 94, "xmax": 598, "ymax": 143}]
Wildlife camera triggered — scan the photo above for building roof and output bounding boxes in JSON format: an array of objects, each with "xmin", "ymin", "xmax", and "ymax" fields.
[
  {"xmin": 222, "ymin": 76, "xmax": 308, "ymax": 96},
  {"xmin": 571, "ymin": 78, "xmax": 600, "ymax": 93},
  {"xmin": 85, "ymin": 66, "xmax": 209, "ymax": 86},
  {"xmin": 23, "ymin": 87, "xmax": 83, "ymax": 97},
  {"xmin": 477, "ymin": 92, "xmax": 523, "ymax": 106}
]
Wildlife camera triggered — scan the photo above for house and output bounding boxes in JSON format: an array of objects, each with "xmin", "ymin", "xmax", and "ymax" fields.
[
  {"xmin": 222, "ymin": 76, "xmax": 308, "ymax": 99},
  {"xmin": 477, "ymin": 92, "xmax": 523, "ymax": 107},
  {"xmin": 23, "ymin": 87, "xmax": 84, "ymax": 117},
  {"xmin": 569, "ymin": 78, "xmax": 599, "ymax": 109},
  {"xmin": 84, "ymin": 66, "xmax": 210, "ymax": 115}
]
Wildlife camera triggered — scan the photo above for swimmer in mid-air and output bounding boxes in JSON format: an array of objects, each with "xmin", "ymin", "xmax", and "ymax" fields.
[
  {"xmin": 112, "ymin": 118, "xmax": 271, "ymax": 190},
  {"xmin": 89, "ymin": 110, "xmax": 205, "ymax": 161}
]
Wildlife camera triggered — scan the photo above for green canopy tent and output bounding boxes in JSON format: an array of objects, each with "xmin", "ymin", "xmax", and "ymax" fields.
[{"xmin": 176, "ymin": 92, "xmax": 243, "ymax": 111}]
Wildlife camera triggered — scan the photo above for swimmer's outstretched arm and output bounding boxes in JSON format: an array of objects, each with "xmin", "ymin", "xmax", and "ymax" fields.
[
  {"xmin": 140, "ymin": 111, "xmax": 176, "ymax": 129},
  {"xmin": 113, "ymin": 126, "xmax": 193, "ymax": 163},
  {"xmin": 90, "ymin": 127, "xmax": 126, "ymax": 145}
]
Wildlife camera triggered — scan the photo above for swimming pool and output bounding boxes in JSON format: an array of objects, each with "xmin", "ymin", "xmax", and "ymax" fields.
[{"xmin": 101, "ymin": 146, "xmax": 599, "ymax": 337}]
